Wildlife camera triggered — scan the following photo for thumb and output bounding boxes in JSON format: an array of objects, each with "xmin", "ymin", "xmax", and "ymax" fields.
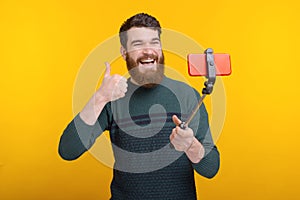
[
  {"xmin": 104, "ymin": 62, "xmax": 111, "ymax": 78},
  {"xmin": 172, "ymin": 115, "xmax": 182, "ymax": 126}
]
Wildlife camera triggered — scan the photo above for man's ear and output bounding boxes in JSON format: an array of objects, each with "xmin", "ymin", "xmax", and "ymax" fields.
[{"xmin": 120, "ymin": 46, "xmax": 127, "ymax": 60}]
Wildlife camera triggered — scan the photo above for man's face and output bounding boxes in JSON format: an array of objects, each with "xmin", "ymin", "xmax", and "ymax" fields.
[{"xmin": 122, "ymin": 27, "xmax": 165, "ymax": 88}]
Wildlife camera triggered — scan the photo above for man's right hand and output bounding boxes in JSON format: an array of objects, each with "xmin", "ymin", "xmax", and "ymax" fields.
[
  {"xmin": 79, "ymin": 62, "xmax": 128, "ymax": 125},
  {"xmin": 97, "ymin": 62, "xmax": 128, "ymax": 103}
]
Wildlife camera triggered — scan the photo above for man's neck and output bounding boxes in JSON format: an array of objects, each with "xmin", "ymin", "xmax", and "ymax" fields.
[{"xmin": 129, "ymin": 77, "xmax": 164, "ymax": 89}]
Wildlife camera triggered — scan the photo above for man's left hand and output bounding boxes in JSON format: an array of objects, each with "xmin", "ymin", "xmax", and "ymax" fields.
[
  {"xmin": 170, "ymin": 115, "xmax": 205, "ymax": 163},
  {"xmin": 170, "ymin": 115, "xmax": 194, "ymax": 152}
]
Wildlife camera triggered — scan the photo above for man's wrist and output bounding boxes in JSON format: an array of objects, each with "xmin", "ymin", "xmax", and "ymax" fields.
[
  {"xmin": 185, "ymin": 137, "xmax": 205, "ymax": 163},
  {"xmin": 80, "ymin": 93, "xmax": 108, "ymax": 125},
  {"xmin": 185, "ymin": 137, "xmax": 196, "ymax": 152}
]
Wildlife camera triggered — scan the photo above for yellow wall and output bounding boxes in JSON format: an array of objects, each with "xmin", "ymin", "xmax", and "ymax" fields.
[{"xmin": 1, "ymin": 0, "xmax": 300, "ymax": 199}]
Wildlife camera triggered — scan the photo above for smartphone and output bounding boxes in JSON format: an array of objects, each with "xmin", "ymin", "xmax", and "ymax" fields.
[{"xmin": 188, "ymin": 53, "xmax": 232, "ymax": 76}]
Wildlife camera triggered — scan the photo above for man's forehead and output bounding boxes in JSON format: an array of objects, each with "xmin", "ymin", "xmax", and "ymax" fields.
[{"xmin": 126, "ymin": 27, "xmax": 160, "ymax": 41}]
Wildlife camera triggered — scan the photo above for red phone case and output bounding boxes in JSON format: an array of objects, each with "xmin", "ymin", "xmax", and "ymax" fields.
[{"xmin": 188, "ymin": 53, "xmax": 232, "ymax": 76}]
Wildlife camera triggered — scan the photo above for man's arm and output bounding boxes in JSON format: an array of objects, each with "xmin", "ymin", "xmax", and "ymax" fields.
[
  {"xmin": 58, "ymin": 63, "xmax": 127, "ymax": 160},
  {"xmin": 190, "ymin": 103, "xmax": 220, "ymax": 178},
  {"xmin": 80, "ymin": 62, "xmax": 128, "ymax": 125},
  {"xmin": 58, "ymin": 108, "xmax": 109, "ymax": 160},
  {"xmin": 170, "ymin": 115, "xmax": 204, "ymax": 163},
  {"xmin": 192, "ymin": 144, "xmax": 220, "ymax": 179},
  {"xmin": 170, "ymin": 103, "xmax": 220, "ymax": 178}
]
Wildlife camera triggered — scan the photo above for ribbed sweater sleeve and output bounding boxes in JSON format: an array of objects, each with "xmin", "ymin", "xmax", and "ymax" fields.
[
  {"xmin": 58, "ymin": 103, "xmax": 112, "ymax": 160},
  {"xmin": 189, "ymin": 95, "xmax": 220, "ymax": 178},
  {"xmin": 192, "ymin": 145, "xmax": 220, "ymax": 178}
]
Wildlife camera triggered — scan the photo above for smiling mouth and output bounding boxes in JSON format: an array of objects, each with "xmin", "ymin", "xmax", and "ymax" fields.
[{"xmin": 139, "ymin": 58, "xmax": 156, "ymax": 65}]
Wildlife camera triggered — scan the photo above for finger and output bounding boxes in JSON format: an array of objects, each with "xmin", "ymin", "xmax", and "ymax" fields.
[
  {"xmin": 104, "ymin": 62, "xmax": 111, "ymax": 78},
  {"xmin": 118, "ymin": 77, "xmax": 128, "ymax": 86},
  {"xmin": 111, "ymin": 90, "xmax": 125, "ymax": 101},
  {"xmin": 172, "ymin": 115, "xmax": 182, "ymax": 126},
  {"xmin": 169, "ymin": 132, "xmax": 175, "ymax": 141},
  {"xmin": 175, "ymin": 126, "xmax": 187, "ymax": 137},
  {"xmin": 116, "ymin": 78, "xmax": 128, "ymax": 92},
  {"xmin": 120, "ymin": 85, "xmax": 128, "ymax": 93}
]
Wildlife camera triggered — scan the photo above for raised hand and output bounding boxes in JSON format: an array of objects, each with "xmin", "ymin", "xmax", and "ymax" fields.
[
  {"xmin": 97, "ymin": 62, "xmax": 128, "ymax": 102},
  {"xmin": 79, "ymin": 62, "xmax": 128, "ymax": 125}
]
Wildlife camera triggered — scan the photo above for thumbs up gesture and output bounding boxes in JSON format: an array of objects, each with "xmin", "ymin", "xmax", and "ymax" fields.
[
  {"xmin": 79, "ymin": 62, "xmax": 128, "ymax": 125},
  {"xmin": 97, "ymin": 62, "xmax": 128, "ymax": 102}
]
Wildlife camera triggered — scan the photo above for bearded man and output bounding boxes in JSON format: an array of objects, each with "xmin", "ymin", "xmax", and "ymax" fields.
[{"xmin": 59, "ymin": 13, "xmax": 220, "ymax": 200}]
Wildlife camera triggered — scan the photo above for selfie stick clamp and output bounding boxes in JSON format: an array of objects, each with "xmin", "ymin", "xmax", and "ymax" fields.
[
  {"xmin": 202, "ymin": 48, "xmax": 216, "ymax": 95},
  {"xmin": 179, "ymin": 48, "xmax": 216, "ymax": 129}
]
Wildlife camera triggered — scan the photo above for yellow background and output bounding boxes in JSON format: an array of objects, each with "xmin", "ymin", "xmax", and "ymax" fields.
[{"xmin": 1, "ymin": 0, "xmax": 300, "ymax": 199}]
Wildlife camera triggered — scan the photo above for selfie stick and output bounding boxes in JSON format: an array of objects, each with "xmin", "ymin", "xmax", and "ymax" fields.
[{"xmin": 179, "ymin": 48, "xmax": 216, "ymax": 129}]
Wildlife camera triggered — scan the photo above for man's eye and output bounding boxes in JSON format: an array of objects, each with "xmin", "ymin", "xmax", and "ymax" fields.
[
  {"xmin": 133, "ymin": 43, "xmax": 142, "ymax": 46},
  {"xmin": 151, "ymin": 41, "xmax": 160, "ymax": 45}
]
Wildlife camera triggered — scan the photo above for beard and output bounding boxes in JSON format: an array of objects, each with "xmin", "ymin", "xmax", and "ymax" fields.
[{"xmin": 126, "ymin": 51, "xmax": 165, "ymax": 88}]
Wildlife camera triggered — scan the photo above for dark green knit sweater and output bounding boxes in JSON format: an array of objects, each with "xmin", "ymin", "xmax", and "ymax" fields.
[{"xmin": 59, "ymin": 77, "xmax": 220, "ymax": 200}]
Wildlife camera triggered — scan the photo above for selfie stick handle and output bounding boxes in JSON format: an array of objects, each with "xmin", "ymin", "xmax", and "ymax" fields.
[{"xmin": 180, "ymin": 48, "xmax": 216, "ymax": 129}]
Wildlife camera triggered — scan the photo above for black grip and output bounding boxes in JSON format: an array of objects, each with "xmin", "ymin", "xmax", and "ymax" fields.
[{"xmin": 179, "ymin": 122, "xmax": 187, "ymax": 130}]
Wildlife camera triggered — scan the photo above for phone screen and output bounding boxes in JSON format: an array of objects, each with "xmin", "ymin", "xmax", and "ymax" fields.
[{"xmin": 188, "ymin": 53, "xmax": 232, "ymax": 76}]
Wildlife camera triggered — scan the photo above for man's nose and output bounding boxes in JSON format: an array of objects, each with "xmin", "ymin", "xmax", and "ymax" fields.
[{"xmin": 142, "ymin": 47, "xmax": 154, "ymax": 54}]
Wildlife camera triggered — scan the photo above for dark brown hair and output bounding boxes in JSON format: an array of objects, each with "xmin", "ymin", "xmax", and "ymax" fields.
[{"xmin": 119, "ymin": 13, "xmax": 162, "ymax": 48}]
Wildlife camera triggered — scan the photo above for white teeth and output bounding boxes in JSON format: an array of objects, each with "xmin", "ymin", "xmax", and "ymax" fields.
[
  {"xmin": 140, "ymin": 58, "xmax": 155, "ymax": 65},
  {"xmin": 141, "ymin": 59, "xmax": 154, "ymax": 62}
]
